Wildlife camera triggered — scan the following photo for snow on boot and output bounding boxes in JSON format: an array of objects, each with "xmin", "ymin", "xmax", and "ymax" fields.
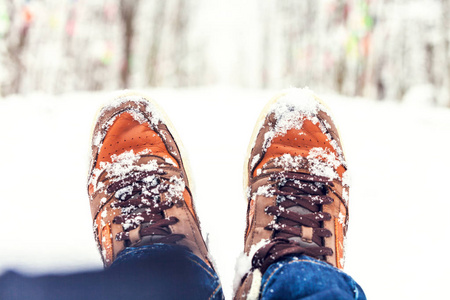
[
  {"xmin": 87, "ymin": 92, "xmax": 214, "ymax": 269},
  {"xmin": 234, "ymin": 88, "xmax": 350, "ymax": 300}
]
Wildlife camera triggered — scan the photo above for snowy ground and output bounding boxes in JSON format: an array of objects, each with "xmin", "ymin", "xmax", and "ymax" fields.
[{"xmin": 0, "ymin": 87, "xmax": 449, "ymax": 299}]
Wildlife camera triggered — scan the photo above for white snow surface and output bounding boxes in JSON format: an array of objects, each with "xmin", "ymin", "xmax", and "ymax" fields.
[{"xmin": 0, "ymin": 88, "xmax": 449, "ymax": 299}]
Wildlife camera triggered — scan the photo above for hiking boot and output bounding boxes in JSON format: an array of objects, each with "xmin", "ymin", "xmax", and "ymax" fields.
[
  {"xmin": 87, "ymin": 92, "xmax": 212, "ymax": 268},
  {"xmin": 235, "ymin": 88, "xmax": 350, "ymax": 299}
]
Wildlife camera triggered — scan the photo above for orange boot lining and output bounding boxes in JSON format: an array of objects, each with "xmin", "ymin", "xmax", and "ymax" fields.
[
  {"xmin": 95, "ymin": 112, "xmax": 179, "ymax": 169},
  {"xmin": 92, "ymin": 112, "xmax": 197, "ymax": 218},
  {"xmin": 254, "ymin": 119, "xmax": 345, "ymax": 178}
]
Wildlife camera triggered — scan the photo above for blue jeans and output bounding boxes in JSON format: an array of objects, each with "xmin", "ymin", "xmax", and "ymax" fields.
[
  {"xmin": 0, "ymin": 245, "xmax": 365, "ymax": 300},
  {"xmin": 0, "ymin": 245, "xmax": 223, "ymax": 300},
  {"xmin": 260, "ymin": 255, "xmax": 365, "ymax": 300}
]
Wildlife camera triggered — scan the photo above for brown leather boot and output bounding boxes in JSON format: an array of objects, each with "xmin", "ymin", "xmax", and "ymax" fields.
[
  {"xmin": 87, "ymin": 92, "xmax": 212, "ymax": 269},
  {"xmin": 234, "ymin": 88, "xmax": 350, "ymax": 300}
]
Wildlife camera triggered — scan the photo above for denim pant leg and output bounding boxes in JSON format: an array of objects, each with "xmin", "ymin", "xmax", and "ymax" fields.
[
  {"xmin": 0, "ymin": 244, "xmax": 224, "ymax": 300},
  {"xmin": 260, "ymin": 255, "xmax": 366, "ymax": 300}
]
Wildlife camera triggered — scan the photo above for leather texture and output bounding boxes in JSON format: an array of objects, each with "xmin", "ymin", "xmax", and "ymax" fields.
[
  {"xmin": 87, "ymin": 96, "xmax": 211, "ymax": 268},
  {"xmin": 236, "ymin": 91, "xmax": 350, "ymax": 300}
]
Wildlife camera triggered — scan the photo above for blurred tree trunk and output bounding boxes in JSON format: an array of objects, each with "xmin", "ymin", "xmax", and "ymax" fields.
[
  {"xmin": 335, "ymin": 1, "xmax": 349, "ymax": 94},
  {"xmin": 173, "ymin": 0, "xmax": 189, "ymax": 86},
  {"xmin": 371, "ymin": 1, "xmax": 387, "ymax": 101},
  {"xmin": 282, "ymin": 1, "xmax": 295, "ymax": 84},
  {"xmin": 260, "ymin": 2, "xmax": 270, "ymax": 89},
  {"xmin": 120, "ymin": 0, "xmax": 140, "ymax": 88},
  {"xmin": 356, "ymin": 1, "xmax": 370, "ymax": 97},
  {"xmin": 2, "ymin": 0, "xmax": 30, "ymax": 95},
  {"xmin": 146, "ymin": 1, "xmax": 166, "ymax": 86},
  {"xmin": 443, "ymin": 0, "xmax": 450, "ymax": 106}
]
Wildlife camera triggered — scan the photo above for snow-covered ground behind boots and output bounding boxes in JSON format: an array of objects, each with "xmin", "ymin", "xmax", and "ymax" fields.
[{"xmin": 0, "ymin": 88, "xmax": 449, "ymax": 299}]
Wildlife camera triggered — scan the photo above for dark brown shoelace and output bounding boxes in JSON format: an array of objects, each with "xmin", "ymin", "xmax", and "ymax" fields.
[
  {"xmin": 252, "ymin": 171, "xmax": 335, "ymax": 273},
  {"xmin": 106, "ymin": 169, "xmax": 185, "ymax": 245}
]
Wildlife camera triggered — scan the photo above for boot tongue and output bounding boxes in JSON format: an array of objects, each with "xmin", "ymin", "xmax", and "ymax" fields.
[
  {"xmin": 113, "ymin": 159, "xmax": 172, "ymax": 247},
  {"xmin": 259, "ymin": 157, "xmax": 322, "ymax": 249},
  {"xmin": 277, "ymin": 170, "xmax": 321, "ymax": 249},
  {"xmin": 286, "ymin": 206, "xmax": 319, "ymax": 249},
  {"xmin": 134, "ymin": 235, "xmax": 167, "ymax": 246}
]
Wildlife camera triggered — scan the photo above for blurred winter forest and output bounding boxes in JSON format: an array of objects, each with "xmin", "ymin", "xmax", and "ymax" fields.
[{"xmin": 0, "ymin": 0, "xmax": 449, "ymax": 106}]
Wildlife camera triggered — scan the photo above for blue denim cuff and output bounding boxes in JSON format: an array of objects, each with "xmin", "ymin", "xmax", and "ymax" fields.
[{"xmin": 260, "ymin": 255, "xmax": 366, "ymax": 300}]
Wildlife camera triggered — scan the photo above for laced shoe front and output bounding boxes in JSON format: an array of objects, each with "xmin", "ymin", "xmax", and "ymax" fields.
[
  {"xmin": 87, "ymin": 93, "xmax": 212, "ymax": 268},
  {"xmin": 235, "ymin": 88, "xmax": 350, "ymax": 299}
]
